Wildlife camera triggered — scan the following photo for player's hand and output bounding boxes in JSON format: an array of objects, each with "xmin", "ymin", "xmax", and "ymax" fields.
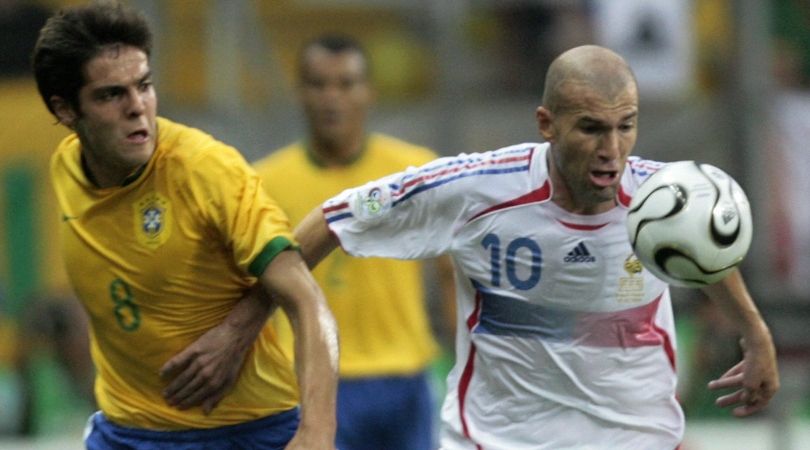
[
  {"xmin": 708, "ymin": 336, "xmax": 779, "ymax": 417},
  {"xmin": 159, "ymin": 322, "xmax": 253, "ymax": 414},
  {"xmin": 160, "ymin": 285, "xmax": 274, "ymax": 413}
]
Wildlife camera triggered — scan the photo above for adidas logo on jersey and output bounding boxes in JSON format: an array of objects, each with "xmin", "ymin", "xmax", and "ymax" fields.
[{"xmin": 564, "ymin": 242, "xmax": 596, "ymax": 263}]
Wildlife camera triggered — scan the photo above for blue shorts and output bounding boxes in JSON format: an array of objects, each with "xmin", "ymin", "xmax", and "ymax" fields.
[
  {"xmin": 84, "ymin": 407, "xmax": 299, "ymax": 450},
  {"xmin": 336, "ymin": 371, "xmax": 435, "ymax": 450}
]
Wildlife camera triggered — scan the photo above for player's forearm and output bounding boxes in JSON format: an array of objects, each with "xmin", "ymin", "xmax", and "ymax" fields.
[
  {"xmin": 222, "ymin": 285, "xmax": 274, "ymax": 351},
  {"xmin": 261, "ymin": 251, "xmax": 339, "ymax": 435},
  {"xmin": 287, "ymin": 294, "xmax": 338, "ymax": 434},
  {"xmin": 294, "ymin": 208, "xmax": 339, "ymax": 269},
  {"xmin": 701, "ymin": 269, "xmax": 771, "ymax": 342}
]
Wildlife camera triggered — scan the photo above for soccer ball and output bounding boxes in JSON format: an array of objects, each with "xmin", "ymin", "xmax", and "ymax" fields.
[{"xmin": 626, "ymin": 161, "xmax": 753, "ymax": 288}]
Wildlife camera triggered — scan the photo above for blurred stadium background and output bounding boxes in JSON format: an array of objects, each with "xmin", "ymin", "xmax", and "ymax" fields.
[{"xmin": 1, "ymin": 0, "xmax": 809, "ymax": 449}]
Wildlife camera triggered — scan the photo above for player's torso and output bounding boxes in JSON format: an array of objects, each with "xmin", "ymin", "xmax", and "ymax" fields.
[
  {"xmin": 441, "ymin": 162, "xmax": 681, "ymax": 449},
  {"xmin": 258, "ymin": 137, "xmax": 439, "ymax": 375},
  {"xmin": 53, "ymin": 122, "xmax": 298, "ymax": 428},
  {"xmin": 453, "ymin": 200, "xmax": 661, "ymax": 313}
]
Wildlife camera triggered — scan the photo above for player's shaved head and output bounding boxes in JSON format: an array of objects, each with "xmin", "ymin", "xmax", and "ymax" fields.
[{"xmin": 542, "ymin": 45, "xmax": 637, "ymax": 114}]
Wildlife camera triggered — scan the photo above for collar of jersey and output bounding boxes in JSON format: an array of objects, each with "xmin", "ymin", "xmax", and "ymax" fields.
[{"xmin": 304, "ymin": 136, "xmax": 368, "ymax": 168}]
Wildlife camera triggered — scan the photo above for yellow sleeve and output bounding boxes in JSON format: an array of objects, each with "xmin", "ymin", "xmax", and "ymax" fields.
[{"xmin": 184, "ymin": 143, "xmax": 297, "ymax": 276}]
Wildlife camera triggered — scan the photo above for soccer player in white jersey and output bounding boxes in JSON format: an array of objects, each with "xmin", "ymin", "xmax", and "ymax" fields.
[
  {"xmin": 173, "ymin": 45, "xmax": 779, "ymax": 448},
  {"xmin": 287, "ymin": 45, "xmax": 779, "ymax": 449}
]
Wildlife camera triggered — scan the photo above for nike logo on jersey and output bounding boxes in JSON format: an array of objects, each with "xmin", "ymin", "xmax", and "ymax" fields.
[
  {"xmin": 62, "ymin": 213, "xmax": 78, "ymax": 222},
  {"xmin": 564, "ymin": 241, "xmax": 596, "ymax": 263}
]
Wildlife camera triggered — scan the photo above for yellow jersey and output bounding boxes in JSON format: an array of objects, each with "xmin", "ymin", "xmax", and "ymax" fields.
[
  {"xmin": 254, "ymin": 133, "xmax": 439, "ymax": 377},
  {"xmin": 50, "ymin": 117, "xmax": 299, "ymax": 429}
]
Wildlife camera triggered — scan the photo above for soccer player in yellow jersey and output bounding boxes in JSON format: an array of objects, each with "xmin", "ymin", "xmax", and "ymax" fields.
[
  {"xmin": 32, "ymin": 3, "xmax": 337, "ymax": 449},
  {"xmin": 253, "ymin": 35, "xmax": 454, "ymax": 450}
]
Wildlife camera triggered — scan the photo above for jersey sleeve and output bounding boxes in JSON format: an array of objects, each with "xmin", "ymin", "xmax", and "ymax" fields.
[
  {"xmin": 186, "ymin": 144, "xmax": 296, "ymax": 277},
  {"xmin": 323, "ymin": 147, "xmax": 537, "ymax": 259}
]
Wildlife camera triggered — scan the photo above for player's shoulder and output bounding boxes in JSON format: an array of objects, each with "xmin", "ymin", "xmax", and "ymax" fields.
[
  {"xmin": 156, "ymin": 117, "xmax": 243, "ymax": 164},
  {"xmin": 253, "ymin": 141, "xmax": 306, "ymax": 175},
  {"xmin": 50, "ymin": 132, "xmax": 80, "ymax": 165},
  {"xmin": 50, "ymin": 133, "xmax": 82, "ymax": 182},
  {"xmin": 155, "ymin": 117, "xmax": 251, "ymax": 186},
  {"xmin": 622, "ymin": 156, "xmax": 667, "ymax": 193},
  {"xmin": 367, "ymin": 133, "xmax": 438, "ymax": 165}
]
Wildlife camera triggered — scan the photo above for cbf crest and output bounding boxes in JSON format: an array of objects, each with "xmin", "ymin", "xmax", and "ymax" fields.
[{"xmin": 133, "ymin": 192, "xmax": 172, "ymax": 249}]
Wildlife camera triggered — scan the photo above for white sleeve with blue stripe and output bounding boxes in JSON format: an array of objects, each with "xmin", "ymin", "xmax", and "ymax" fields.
[{"xmin": 322, "ymin": 144, "xmax": 539, "ymax": 260}]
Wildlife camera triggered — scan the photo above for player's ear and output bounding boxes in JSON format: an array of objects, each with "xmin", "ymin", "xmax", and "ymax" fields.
[
  {"xmin": 536, "ymin": 106, "xmax": 555, "ymax": 143},
  {"xmin": 51, "ymin": 96, "xmax": 78, "ymax": 129}
]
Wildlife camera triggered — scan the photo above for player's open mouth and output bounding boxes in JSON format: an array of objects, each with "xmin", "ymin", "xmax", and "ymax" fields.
[
  {"xmin": 127, "ymin": 130, "xmax": 149, "ymax": 144},
  {"xmin": 590, "ymin": 170, "xmax": 618, "ymax": 187}
]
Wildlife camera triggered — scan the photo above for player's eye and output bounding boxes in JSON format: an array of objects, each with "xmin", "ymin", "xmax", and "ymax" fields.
[
  {"xmin": 580, "ymin": 124, "xmax": 601, "ymax": 134},
  {"xmin": 96, "ymin": 88, "xmax": 123, "ymax": 101}
]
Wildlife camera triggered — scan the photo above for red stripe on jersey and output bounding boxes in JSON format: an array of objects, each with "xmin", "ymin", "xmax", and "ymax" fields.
[
  {"xmin": 652, "ymin": 322, "xmax": 677, "ymax": 371},
  {"xmin": 572, "ymin": 295, "xmax": 669, "ymax": 348},
  {"xmin": 459, "ymin": 292, "xmax": 483, "ymax": 449},
  {"xmin": 467, "ymin": 181, "xmax": 552, "ymax": 223},
  {"xmin": 617, "ymin": 185, "xmax": 632, "ymax": 207},
  {"xmin": 556, "ymin": 220, "xmax": 609, "ymax": 231},
  {"xmin": 323, "ymin": 202, "xmax": 349, "ymax": 214},
  {"xmin": 395, "ymin": 153, "xmax": 532, "ymax": 196}
]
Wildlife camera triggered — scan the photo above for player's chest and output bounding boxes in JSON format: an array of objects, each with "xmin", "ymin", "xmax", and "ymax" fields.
[
  {"xmin": 61, "ymin": 188, "xmax": 218, "ymax": 278},
  {"xmin": 453, "ymin": 206, "xmax": 659, "ymax": 309}
]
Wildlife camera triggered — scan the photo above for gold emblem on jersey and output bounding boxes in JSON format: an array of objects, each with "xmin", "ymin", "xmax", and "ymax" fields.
[
  {"xmin": 134, "ymin": 192, "xmax": 172, "ymax": 249},
  {"xmin": 617, "ymin": 253, "xmax": 644, "ymax": 303}
]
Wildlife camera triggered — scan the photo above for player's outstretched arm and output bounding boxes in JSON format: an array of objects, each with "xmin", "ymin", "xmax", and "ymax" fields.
[
  {"xmin": 701, "ymin": 269, "xmax": 779, "ymax": 417},
  {"xmin": 295, "ymin": 207, "xmax": 340, "ymax": 269},
  {"xmin": 261, "ymin": 249, "xmax": 338, "ymax": 449},
  {"xmin": 160, "ymin": 284, "xmax": 274, "ymax": 414}
]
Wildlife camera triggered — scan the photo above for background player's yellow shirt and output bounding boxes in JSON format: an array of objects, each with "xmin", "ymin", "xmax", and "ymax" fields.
[
  {"xmin": 254, "ymin": 133, "xmax": 439, "ymax": 377},
  {"xmin": 50, "ymin": 117, "xmax": 299, "ymax": 430}
]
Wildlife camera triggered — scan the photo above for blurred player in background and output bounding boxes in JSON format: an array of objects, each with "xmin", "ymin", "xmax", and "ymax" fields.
[
  {"xmin": 253, "ymin": 34, "xmax": 455, "ymax": 450},
  {"xmin": 32, "ymin": 2, "xmax": 337, "ymax": 449},
  {"xmin": 289, "ymin": 45, "xmax": 779, "ymax": 448}
]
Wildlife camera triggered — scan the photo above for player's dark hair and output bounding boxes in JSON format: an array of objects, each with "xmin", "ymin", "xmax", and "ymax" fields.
[
  {"xmin": 298, "ymin": 33, "xmax": 370, "ymax": 80},
  {"xmin": 32, "ymin": 1, "xmax": 152, "ymax": 116}
]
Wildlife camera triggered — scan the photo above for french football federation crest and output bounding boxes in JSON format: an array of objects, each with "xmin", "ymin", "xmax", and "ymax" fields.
[
  {"xmin": 134, "ymin": 192, "xmax": 172, "ymax": 249},
  {"xmin": 617, "ymin": 253, "xmax": 644, "ymax": 304}
]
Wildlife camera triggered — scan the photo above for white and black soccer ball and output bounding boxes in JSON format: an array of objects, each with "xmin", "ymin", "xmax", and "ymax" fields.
[{"xmin": 626, "ymin": 161, "xmax": 753, "ymax": 288}]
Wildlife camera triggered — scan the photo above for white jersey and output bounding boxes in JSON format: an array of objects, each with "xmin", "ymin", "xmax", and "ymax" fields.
[{"xmin": 323, "ymin": 143, "xmax": 682, "ymax": 450}]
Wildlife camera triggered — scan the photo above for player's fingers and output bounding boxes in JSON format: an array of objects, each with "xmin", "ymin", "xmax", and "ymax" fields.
[
  {"xmin": 708, "ymin": 372, "xmax": 744, "ymax": 390},
  {"xmin": 164, "ymin": 368, "xmax": 208, "ymax": 404},
  {"xmin": 179, "ymin": 372, "xmax": 232, "ymax": 412},
  {"xmin": 176, "ymin": 384, "xmax": 216, "ymax": 410},
  {"xmin": 163, "ymin": 365, "xmax": 197, "ymax": 400},
  {"xmin": 167, "ymin": 374, "xmax": 208, "ymax": 409},
  {"xmin": 718, "ymin": 361, "xmax": 745, "ymax": 379},
  {"xmin": 732, "ymin": 397, "xmax": 770, "ymax": 417},
  {"xmin": 201, "ymin": 384, "xmax": 229, "ymax": 415},
  {"xmin": 159, "ymin": 350, "xmax": 193, "ymax": 379},
  {"xmin": 715, "ymin": 389, "xmax": 745, "ymax": 408}
]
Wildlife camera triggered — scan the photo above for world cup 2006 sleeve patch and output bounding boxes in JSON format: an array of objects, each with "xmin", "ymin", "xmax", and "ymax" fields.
[{"xmin": 350, "ymin": 182, "xmax": 392, "ymax": 224}]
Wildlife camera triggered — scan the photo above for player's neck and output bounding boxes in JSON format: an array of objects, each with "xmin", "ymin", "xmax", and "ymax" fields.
[
  {"xmin": 80, "ymin": 150, "xmax": 146, "ymax": 188},
  {"xmin": 552, "ymin": 190, "xmax": 617, "ymax": 215},
  {"xmin": 547, "ymin": 151, "xmax": 616, "ymax": 215},
  {"xmin": 309, "ymin": 134, "xmax": 366, "ymax": 167}
]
